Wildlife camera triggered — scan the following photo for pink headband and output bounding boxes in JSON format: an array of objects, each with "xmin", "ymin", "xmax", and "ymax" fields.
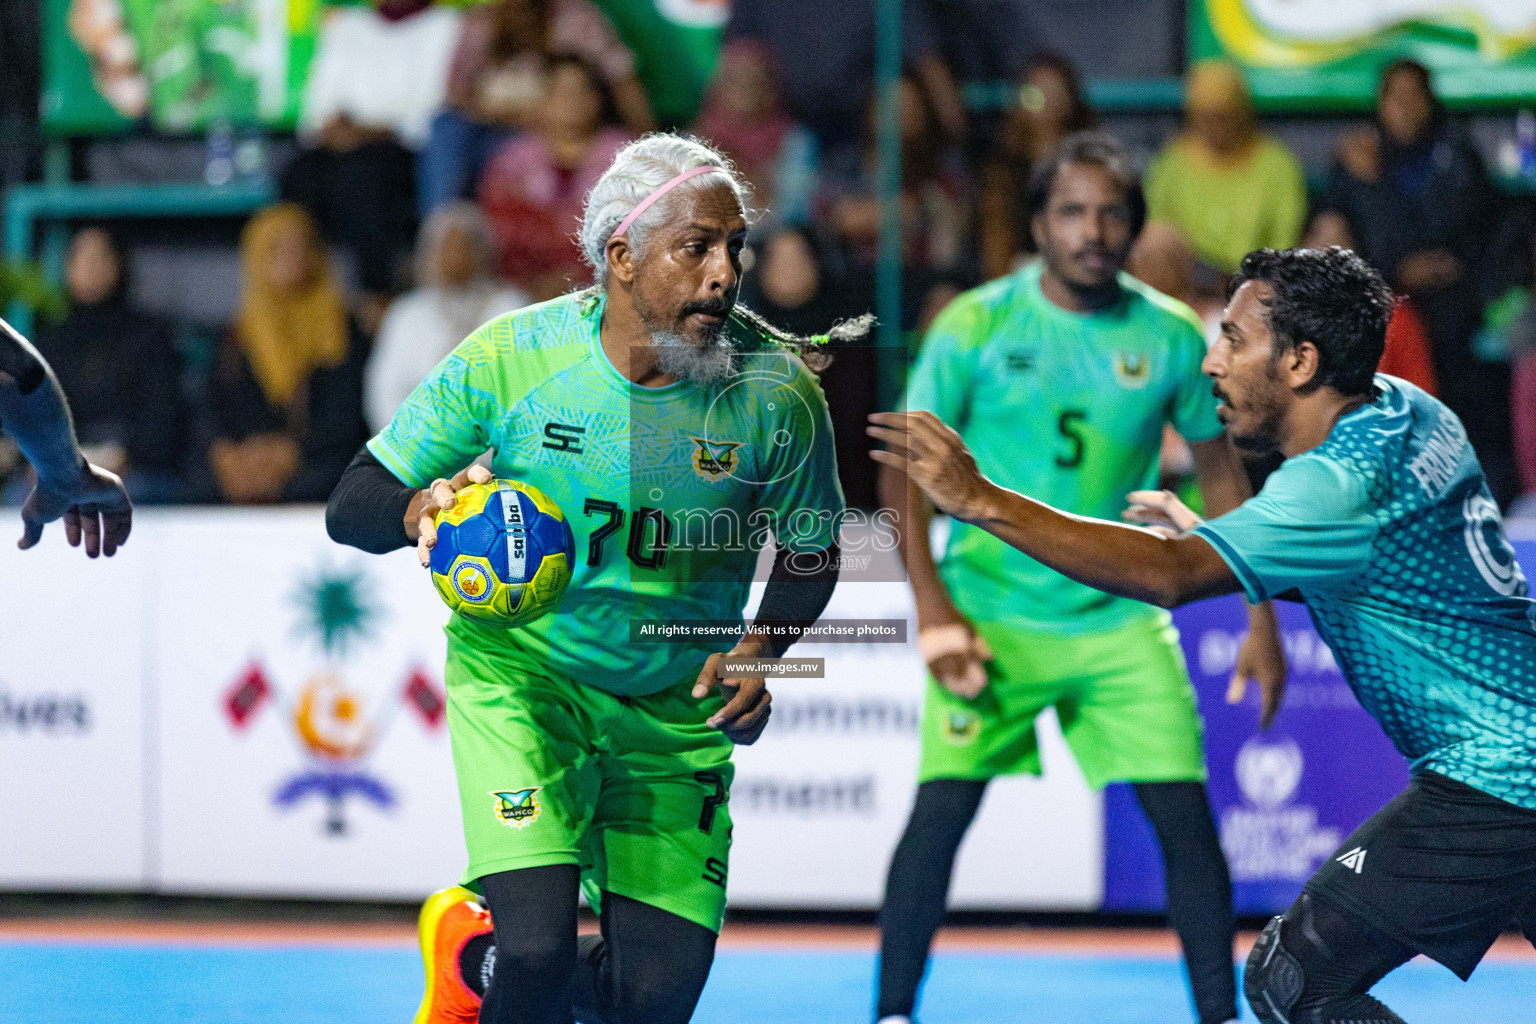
[{"xmin": 611, "ymin": 166, "xmax": 723, "ymax": 240}]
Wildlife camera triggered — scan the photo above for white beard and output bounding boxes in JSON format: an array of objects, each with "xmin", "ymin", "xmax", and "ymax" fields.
[{"xmin": 651, "ymin": 328, "xmax": 739, "ymax": 386}]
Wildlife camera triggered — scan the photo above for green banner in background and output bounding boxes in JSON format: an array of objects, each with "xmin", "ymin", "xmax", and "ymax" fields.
[
  {"xmin": 41, "ymin": 0, "xmax": 723, "ymax": 137},
  {"xmin": 42, "ymin": 0, "xmax": 324, "ymax": 134},
  {"xmin": 596, "ymin": 0, "xmax": 724, "ymax": 127},
  {"xmin": 1191, "ymin": 0, "xmax": 1536, "ymax": 109}
]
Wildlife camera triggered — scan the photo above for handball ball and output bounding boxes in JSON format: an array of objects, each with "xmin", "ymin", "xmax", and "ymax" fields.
[{"xmin": 429, "ymin": 480, "xmax": 575, "ymax": 628}]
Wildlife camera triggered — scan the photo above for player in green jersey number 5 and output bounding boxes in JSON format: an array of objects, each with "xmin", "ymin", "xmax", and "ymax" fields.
[
  {"xmin": 872, "ymin": 245, "xmax": 1536, "ymax": 1024},
  {"xmin": 327, "ymin": 134, "xmax": 866, "ymax": 1024},
  {"xmin": 873, "ymin": 134, "xmax": 1284, "ymax": 1024}
]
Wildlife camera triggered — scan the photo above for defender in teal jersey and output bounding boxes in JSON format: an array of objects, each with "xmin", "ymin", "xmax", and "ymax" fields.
[
  {"xmin": 327, "ymin": 135, "xmax": 856, "ymax": 1024},
  {"xmin": 874, "ymin": 246, "xmax": 1536, "ymax": 1024},
  {"xmin": 874, "ymin": 135, "xmax": 1280, "ymax": 1024}
]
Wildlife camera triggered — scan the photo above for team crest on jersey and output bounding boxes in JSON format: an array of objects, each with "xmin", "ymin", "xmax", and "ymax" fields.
[
  {"xmin": 690, "ymin": 437, "xmax": 743, "ymax": 481},
  {"xmin": 1113, "ymin": 352, "xmax": 1151, "ymax": 389},
  {"xmin": 942, "ymin": 710, "xmax": 980, "ymax": 746},
  {"xmin": 491, "ymin": 788, "xmax": 542, "ymax": 828}
]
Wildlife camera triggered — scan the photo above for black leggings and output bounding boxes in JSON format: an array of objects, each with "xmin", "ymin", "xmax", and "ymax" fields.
[
  {"xmin": 876, "ymin": 778, "xmax": 1237, "ymax": 1024},
  {"xmin": 479, "ymin": 865, "xmax": 718, "ymax": 1024}
]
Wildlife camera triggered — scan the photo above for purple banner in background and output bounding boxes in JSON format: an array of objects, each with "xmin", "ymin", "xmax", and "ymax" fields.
[{"xmin": 1102, "ymin": 539, "xmax": 1536, "ymax": 915}]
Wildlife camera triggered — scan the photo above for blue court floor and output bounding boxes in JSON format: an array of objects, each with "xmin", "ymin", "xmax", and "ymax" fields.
[{"xmin": 1, "ymin": 941, "xmax": 1531, "ymax": 1023}]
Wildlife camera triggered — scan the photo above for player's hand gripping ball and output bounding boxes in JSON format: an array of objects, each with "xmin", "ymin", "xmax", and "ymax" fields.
[{"xmin": 429, "ymin": 480, "xmax": 575, "ymax": 628}]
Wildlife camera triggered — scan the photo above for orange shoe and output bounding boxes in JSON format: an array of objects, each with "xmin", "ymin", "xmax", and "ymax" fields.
[{"xmin": 412, "ymin": 885, "xmax": 492, "ymax": 1024}]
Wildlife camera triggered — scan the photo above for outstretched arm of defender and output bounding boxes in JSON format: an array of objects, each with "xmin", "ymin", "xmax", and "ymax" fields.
[
  {"xmin": 1, "ymin": 317, "xmax": 132, "ymax": 557},
  {"xmin": 867, "ymin": 411, "xmax": 1242, "ymax": 609}
]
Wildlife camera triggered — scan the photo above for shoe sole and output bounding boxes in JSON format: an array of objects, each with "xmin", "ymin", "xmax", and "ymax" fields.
[{"xmin": 412, "ymin": 886, "xmax": 477, "ymax": 1024}]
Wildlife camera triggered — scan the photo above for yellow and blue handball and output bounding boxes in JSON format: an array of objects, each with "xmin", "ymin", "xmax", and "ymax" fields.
[{"xmin": 429, "ymin": 480, "xmax": 575, "ymax": 628}]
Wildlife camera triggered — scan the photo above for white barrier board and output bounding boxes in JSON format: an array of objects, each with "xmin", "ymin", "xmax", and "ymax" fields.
[
  {"xmin": 729, "ymin": 577, "xmax": 1102, "ymax": 910},
  {"xmin": 0, "ymin": 530, "xmax": 147, "ymax": 888},
  {"xmin": 0, "ymin": 510, "xmax": 1101, "ymax": 908}
]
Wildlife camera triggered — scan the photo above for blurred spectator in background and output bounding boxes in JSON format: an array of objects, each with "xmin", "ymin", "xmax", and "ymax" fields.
[
  {"xmin": 742, "ymin": 226, "xmax": 879, "ymax": 507},
  {"xmin": 1302, "ymin": 207, "xmax": 1438, "ymax": 396},
  {"xmin": 479, "ymin": 55, "xmax": 630, "ymax": 300},
  {"xmin": 282, "ymin": 0, "xmax": 461, "ymax": 306},
  {"xmin": 420, "ymin": 0, "xmax": 652, "ymax": 215},
  {"xmin": 820, "ymin": 72, "xmax": 970, "ymax": 325},
  {"xmin": 978, "ymin": 53, "xmax": 1097, "ymax": 280},
  {"xmin": 691, "ymin": 40, "xmax": 816, "ymax": 228},
  {"xmin": 725, "ymin": 0, "xmax": 964, "ymax": 160},
  {"xmin": 1127, "ymin": 219, "xmax": 1219, "ymax": 334},
  {"xmin": 1489, "ymin": 227, "xmax": 1536, "ymax": 513},
  {"xmin": 1323, "ymin": 59, "xmax": 1509, "ymax": 499},
  {"xmin": 1508, "ymin": 299, "xmax": 1536, "ymax": 513},
  {"xmin": 365, "ymin": 203, "xmax": 527, "ymax": 431},
  {"xmin": 207, "ymin": 205, "xmax": 367, "ymax": 505},
  {"xmin": 1145, "ymin": 60, "xmax": 1306, "ymax": 279},
  {"xmin": 31, "ymin": 228, "xmax": 185, "ymax": 503}
]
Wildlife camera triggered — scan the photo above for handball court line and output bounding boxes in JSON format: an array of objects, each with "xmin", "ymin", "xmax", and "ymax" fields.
[{"xmin": 0, "ymin": 918, "xmax": 1529, "ymax": 961}]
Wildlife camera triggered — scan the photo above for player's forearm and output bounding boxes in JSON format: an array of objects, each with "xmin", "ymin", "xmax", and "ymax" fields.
[
  {"xmin": 878, "ymin": 464, "xmax": 960, "ymax": 627},
  {"xmin": 326, "ymin": 446, "xmax": 418, "ymax": 554},
  {"xmin": 748, "ymin": 543, "xmax": 840, "ymax": 658},
  {"xmin": 963, "ymin": 482, "xmax": 1233, "ymax": 609},
  {"xmin": 0, "ymin": 324, "xmax": 87, "ymax": 489}
]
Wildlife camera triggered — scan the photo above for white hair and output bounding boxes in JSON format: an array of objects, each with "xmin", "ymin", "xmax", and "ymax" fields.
[{"xmin": 579, "ymin": 134, "xmax": 752, "ymax": 286}]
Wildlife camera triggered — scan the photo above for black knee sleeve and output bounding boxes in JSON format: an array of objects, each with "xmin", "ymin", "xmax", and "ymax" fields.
[
  {"xmin": 1244, "ymin": 894, "xmax": 1410, "ymax": 1024},
  {"xmin": 571, "ymin": 893, "xmax": 716, "ymax": 1024},
  {"xmin": 480, "ymin": 865, "xmax": 580, "ymax": 1024}
]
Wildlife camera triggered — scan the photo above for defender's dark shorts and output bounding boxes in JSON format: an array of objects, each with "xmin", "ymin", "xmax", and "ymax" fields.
[{"xmin": 1305, "ymin": 771, "xmax": 1536, "ymax": 979}]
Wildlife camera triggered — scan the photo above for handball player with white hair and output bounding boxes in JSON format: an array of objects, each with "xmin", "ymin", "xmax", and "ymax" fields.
[{"xmin": 326, "ymin": 133, "xmax": 870, "ymax": 1024}]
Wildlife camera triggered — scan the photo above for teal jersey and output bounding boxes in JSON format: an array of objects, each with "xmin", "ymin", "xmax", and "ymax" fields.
[
  {"xmin": 370, "ymin": 291, "xmax": 844, "ymax": 697},
  {"xmin": 906, "ymin": 261, "xmax": 1223, "ymax": 630},
  {"xmin": 1195, "ymin": 376, "xmax": 1536, "ymax": 809}
]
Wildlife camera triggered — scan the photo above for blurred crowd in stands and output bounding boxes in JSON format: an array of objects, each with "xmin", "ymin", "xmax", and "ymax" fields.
[{"xmin": 6, "ymin": 0, "xmax": 1536, "ymax": 514}]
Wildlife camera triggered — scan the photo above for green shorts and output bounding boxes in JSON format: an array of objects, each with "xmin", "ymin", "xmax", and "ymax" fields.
[
  {"xmin": 918, "ymin": 614, "xmax": 1207, "ymax": 788},
  {"xmin": 445, "ymin": 628, "xmax": 734, "ymax": 933}
]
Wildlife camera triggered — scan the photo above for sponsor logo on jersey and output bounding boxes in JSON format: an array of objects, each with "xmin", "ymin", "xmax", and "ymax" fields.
[
  {"xmin": 492, "ymin": 788, "xmax": 542, "ymax": 828},
  {"xmin": 1336, "ymin": 846, "xmax": 1367, "ymax": 874},
  {"xmin": 1113, "ymin": 352, "xmax": 1151, "ymax": 389},
  {"xmin": 942, "ymin": 710, "xmax": 980, "ymax": 746},
  {"xmin": 542, "ymin": 422, "xmax": 586, "ymax": 454},
  {"xmin": 690, "ymin": 437, "xmax": 743, "ymax": 481},
  {"xmin": 1005, "ymin": 350, "xmax": 1037, "ymax": 372}
]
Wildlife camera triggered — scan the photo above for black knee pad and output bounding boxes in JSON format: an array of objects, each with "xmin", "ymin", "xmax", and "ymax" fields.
[
  {"xmin": 1245, "ymin": 914, "xmax": 1305, "ymax": 1024},
  {"xmin": 1244, "ymin": 894, "xmax": 1409, "ymax": 1024}
]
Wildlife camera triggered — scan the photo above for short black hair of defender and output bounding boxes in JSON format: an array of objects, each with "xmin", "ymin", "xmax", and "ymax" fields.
[
  {"xmin": 1229, "ymin": 247, "xmax": 1395, "ymax": 398},
  {"xmin": 1025, "ymin": 131, "xmax": 1146, "ymax": 238}
]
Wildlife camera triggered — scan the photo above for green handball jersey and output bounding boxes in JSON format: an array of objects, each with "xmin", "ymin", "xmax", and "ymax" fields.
[
  {"xmin": 906, "ymin": 261, "xmax": 1223, "ymax": 630},
  {"xmin": 1195, "ymin": 376, "xmax": 1536, "ymax": 810},
  {"xmin": 369, "ymin": 291, "xmax": 844, "ymax": 697}
]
